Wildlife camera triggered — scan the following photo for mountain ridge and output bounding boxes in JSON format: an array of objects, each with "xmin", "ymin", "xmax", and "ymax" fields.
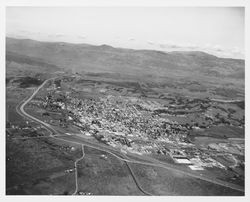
[
  {"xmin": 6, "ymin": 37, "xmax": 244, "ymax": 81},
  {"xmin": 6, "ymin": 37, "xmax": 244, "ymax": 61}
]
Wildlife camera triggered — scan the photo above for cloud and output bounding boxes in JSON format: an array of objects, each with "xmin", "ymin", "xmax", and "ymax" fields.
[
  {"xmin": 47, "ymin": 34, "xmax": 54, "ymax": 38},
  {"xmin": 231, "ymin": 47, "xmax": 242, "ymax": 53},
  {"xmin": 17, "ymin": 30, "xmax": 42, "ymax": 36},
  {"xmin": 8, "ymin": 30, "xmax": 45, "ymax": 39},
  {"xmin": 159, "ymin": 41, "xmax": 223, "ymax": 53},
  {"xmin": 185, "ymin": 43, "xmax": 198, "ymax": 49},
  {"xmin": 155, "ymin": 40, "xmax": 244, "ymax": 59},
  {"xmin": 55, "ymin": 34, "xmax": 65, "ymax": 37},
  {"xmin": 159, "ymin": 44, "xmax": 167, "ymax": 49},
  {"xmin": 19, "ymin": 30, "xmax": 30, "ymax": 34},
  {"xmin": 47, "ymin": 33, "xmax": 70, "ymax": 38},
  {"xmin": 157, "ymin": 41, "xmax": 199, "ymax": 49},
  {"xmin": 200, "ymin": 45, "xmax": 244, "ymax": 59},
  {"xmin": 147, "ymin": 41, "xmax": 154, "ymax": 45},
  {"xmin": 212, "ymin": 44, "xmax": 223, "ymax": 52},
  {"xmin": 215, "ymin": 48, "xmax": 223, "ymax": 52},
  {"xmin": 77, "ymin": 35, "xmax": 86, "ymax": 39}
]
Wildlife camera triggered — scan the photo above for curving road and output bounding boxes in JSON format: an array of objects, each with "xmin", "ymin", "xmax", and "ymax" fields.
[
  {"xmin": 56, "ymin": 135, "xmax": 245, "ymax": 193},
  {"xmin": 72, "ymin": 144, "xmax": 85, "ymax": 195},
  {"xmin": 15, "ymin": 78, "xmax": 151, "ymax": 195},
  {"xmin": 16, "ymin": 78, "xmax": 58, "ymax": 135},
  {"xmin": 125, "ymin": 161, "xmax": 152, "ymax": 196},
  {"xmin": 15, "ymin": 78, "xmax": 244, "ymax": 195}
]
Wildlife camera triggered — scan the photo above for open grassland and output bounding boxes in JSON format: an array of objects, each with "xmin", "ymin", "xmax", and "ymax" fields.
[
  {"xmin": 6, "ymin": 137, "xmax": 82, "ymax": 195},
  {"xmin": 76, "ymin": 146, "xmax": 143, "ymax": 195},
  {"xmin": 129, "ymin": 163, "xmax": 244, "ymax": 196}
]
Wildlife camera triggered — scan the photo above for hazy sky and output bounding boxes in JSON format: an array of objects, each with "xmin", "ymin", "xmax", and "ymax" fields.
[{"xmin": 6, "ymin": 7, "xmax": 244, "ymax": 59}]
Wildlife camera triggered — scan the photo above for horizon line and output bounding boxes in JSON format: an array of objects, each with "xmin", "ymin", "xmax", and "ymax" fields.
[{"xmin": 6, "ymin": 36, "xmax": 245, "ymax": 60}]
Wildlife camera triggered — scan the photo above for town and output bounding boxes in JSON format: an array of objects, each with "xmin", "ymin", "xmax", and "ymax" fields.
[{"xmin": 20, "ymin": 77, "xmax": 244, "ymax": 177}]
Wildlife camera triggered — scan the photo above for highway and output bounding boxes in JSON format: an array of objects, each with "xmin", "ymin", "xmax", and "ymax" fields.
[
  {"xmin": 16, "ymin": 77, "xmax": 58, "ymax": 135},
  {"xmin": 15, "ymin": 78, "xmax": 245, "ymax": 195},
  {"xmin": 56, "ymin": 135, "xmax": 245, "ymax": 193},
  {"xmin": 15, "ymin": 78, "xmax": 152, "ymax": 195}
]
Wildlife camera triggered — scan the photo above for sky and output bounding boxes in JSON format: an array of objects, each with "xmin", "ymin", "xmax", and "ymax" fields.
[{"xmin": 6, "ymin": 7, "xmax": 244, "ymax": 59}]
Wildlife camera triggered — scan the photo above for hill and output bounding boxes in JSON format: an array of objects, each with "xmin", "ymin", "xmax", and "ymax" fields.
[{"xmin": 6, "ymin": 37, "xmax": 244, "ymax": 99}]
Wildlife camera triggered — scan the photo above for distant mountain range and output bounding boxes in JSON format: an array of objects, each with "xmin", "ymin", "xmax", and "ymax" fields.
[
  {"xmin": 6, "ymin": 37, "xmax": 244, "ymax": 79},
  {"xmin": 6, "ymin": 37, "xmax": 244, "ymax": 100}
]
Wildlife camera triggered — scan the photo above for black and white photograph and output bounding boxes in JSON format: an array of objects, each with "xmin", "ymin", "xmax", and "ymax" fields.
[{"xmin": 1, "ymin": 0, "xmax": 248, "ymax": 199}]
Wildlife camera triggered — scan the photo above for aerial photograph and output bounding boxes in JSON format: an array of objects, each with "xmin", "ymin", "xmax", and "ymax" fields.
[{"xmin": 5, "ymin": 7, "xmax": 245, "ymax": 196}]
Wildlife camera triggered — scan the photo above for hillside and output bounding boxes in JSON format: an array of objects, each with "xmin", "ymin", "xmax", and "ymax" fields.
[{"xmin": 6, "ymin": 37, "xmax": 245, "ymax": 99}]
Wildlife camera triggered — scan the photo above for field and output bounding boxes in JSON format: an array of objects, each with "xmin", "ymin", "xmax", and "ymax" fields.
[
  {"xmin": 6, "ymin": 137, "xmax": 82, "ymax": 195},
  {"xmin": 190, "ymin": 125, "xmax": 244, "ymax": 141},
  {"xmin": 129, "ymin": 163, "xmax": 243, "ymax": 196},
  {"xmin": 76, "ymin": 146, "xmax": 143, "ymax": 195}
]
